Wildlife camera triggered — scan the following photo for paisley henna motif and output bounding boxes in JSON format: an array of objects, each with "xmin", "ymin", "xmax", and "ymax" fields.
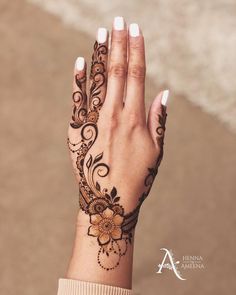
[{"xmin": 68, "ymin": 41, "xmax": 167, "ymax": 270}]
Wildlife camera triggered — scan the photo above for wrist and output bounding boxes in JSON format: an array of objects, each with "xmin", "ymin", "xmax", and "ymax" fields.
[
  {"xmin": 76, "ymin": 207, "xmax": 136, "ymax": 244},
  {"xmin": 67, "ymin": 209, "xmax": 135, "ymax": 289}
]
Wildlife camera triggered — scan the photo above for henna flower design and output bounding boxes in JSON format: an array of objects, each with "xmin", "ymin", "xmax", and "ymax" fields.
[
  {"xmin": 91, "ymin": 62, "xmax": 105, "ymax": 77},
  {"xmin": 88, "ymin": 207, "xmax": 124, "ymax": 245},
  {"xmin": 87, "ymin": 110, "xmax": 99, "ymax": 123},
  {"xmin": 87, "ymin": 198, "xmax": 109, "ymax": 214},
  {"xmin": 112, "ymin": 204, "xmax": 124, "ymax": 215}
]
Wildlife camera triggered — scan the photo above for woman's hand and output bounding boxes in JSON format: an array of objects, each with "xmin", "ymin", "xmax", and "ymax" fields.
[{"xmin": 66, "ymin": 17, "xmax": 169, "ymax": 286}]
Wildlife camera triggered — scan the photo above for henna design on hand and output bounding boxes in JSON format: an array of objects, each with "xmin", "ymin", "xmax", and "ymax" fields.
[
  {"xmin": 70, "ymin": 41, "xmax": 107, "ymax": 129},
  {"xmin": 89, "ymin": 41, "xmax": 108, "ymax": 111},
  {"xmin": 68, "ymin": 41, "xmax": 167, "ymax": 271},
  {"xmin": 139, "ymin": 105, "xmax": 167, "ymax": 204},
  {"xmin": 70, "ymin": 75, "xmax": 87, "ymax": 129},
  {"xmin": 122, "ymin": 105, "xmax": 167, "ymax": 234}
]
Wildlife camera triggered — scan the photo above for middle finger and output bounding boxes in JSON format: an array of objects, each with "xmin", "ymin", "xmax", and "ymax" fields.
[{"xmin": 105, "ymin": 16, "xmax": 128, "ymax": 110}]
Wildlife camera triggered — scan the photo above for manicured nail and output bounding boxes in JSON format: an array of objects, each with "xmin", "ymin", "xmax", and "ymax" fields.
[
  {"xmin": 161, "ymin": 90, "xmax": 169, "ymax": 106},
  {"xmin": 129, "ymin": 23, "xmax": 139, "ymax": 37},
  {"xmin": 114, "ymin": 16, "xmax": 124, "ymax": 30},
  {"xmin": 75, "ymin": 57, "xmax": 85, "ymax": 71},
  {"xmin": 97, "ymin": 27, "xmax": 107, "ymax": 43}
]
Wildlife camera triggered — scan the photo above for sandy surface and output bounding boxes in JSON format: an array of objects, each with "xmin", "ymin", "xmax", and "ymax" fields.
[{"xmin": 0, "ymin": 1, "xmax": 236, "ymax": 294}]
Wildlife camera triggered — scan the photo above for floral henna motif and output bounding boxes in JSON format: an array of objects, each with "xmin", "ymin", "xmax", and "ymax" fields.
[
  {"xmin": 68, "ymin": 41, "xmax": 167, "ymax": 270},
  {"xmin": 88, "ymin": 207, "xmax": 123, "ymax": 245}
]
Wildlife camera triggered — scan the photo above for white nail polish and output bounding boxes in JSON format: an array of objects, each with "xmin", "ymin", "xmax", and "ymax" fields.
[
  {"xmin": 114, "ymin": 16, "xmax": 124, "ymax": 30},
  {"xmin": 129, "ymin": 23, "xmax": 139, "ymax": 37},
  {"xmin": 75, "ymin": 57, "xmax": 85, "ymax": 71},
  {"xmin": 97, "ymin": 27, "xmax": 107, "ymax": 43},
  {"xmin": 161, "ymin": 90, "xmax": 169, "ymax": 106}
]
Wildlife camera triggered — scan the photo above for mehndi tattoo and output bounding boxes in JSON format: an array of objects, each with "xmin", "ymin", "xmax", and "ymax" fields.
[
  {"xmin": 68, "ymin": 41, "xmax": 167, "ymax": 271},
  {"xmin": 70, "ymin": 74, "xmax": 87, "ymax": 129}
]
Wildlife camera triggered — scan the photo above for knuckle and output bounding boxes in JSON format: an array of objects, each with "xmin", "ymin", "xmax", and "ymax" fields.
[
  {"xmin": 108, "ymin": 63, "xmax": 127, "ymax": 78},
  {"xmin": 112, "ymin": 36, "xmax": 124, "ymax": 45},
  {"xmin": 128, "ymin": 64, "xmax": 146, "ymax": 79},
  {"xmin": 110, "ymin": 119, "xmax": 118, "ymax": 131},
  {"xmin": 107, "ymin": 111, "xmax": 119, "ymax": 128},
  {"xmin": 127, "ymin": 112, "xmax": 140, "ymax": 129},
  {"xmin": 112, "ymin": 32, "xmax": 126, "ymax": 45},
  {"xmin": 99, "ymin": 109, "xmax": 119, "ymax": 142}
]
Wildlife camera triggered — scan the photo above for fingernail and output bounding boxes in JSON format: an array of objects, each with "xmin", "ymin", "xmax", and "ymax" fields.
[
  {"xmin": 97, "ymin": 27, "xmax": 107, "ymax": 43},
  {"xmin": 129, "ymin": 23, "xmax": 139, "ymax": 37},
  {"xmin": 75, "ymin": 57, "xmax": 85, "ymax": 71},
  {"xmin": 114, "ymin": 16, "xmax": 124, "ymax": 30},
  {"xmin": 161, "ymin": 90, "xmax": 169, "ymax": 106}
]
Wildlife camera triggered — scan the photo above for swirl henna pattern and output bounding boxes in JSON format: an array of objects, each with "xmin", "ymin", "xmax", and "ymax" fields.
[
  {"xmin": 89, "ymin": 41, "xmax": 108, "ymax": 111},
  {"xmin": 70, "ymin": 74, "xmax": 87, "ymax": 129},
  {"xmin": 68, "ymin": 42, "xmax": 167, "ymax": 271}
]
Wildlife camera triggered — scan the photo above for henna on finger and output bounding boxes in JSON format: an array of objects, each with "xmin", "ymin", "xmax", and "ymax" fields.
[
  {"xmin": 71, "ymin": 66, "xmax": 88, "ymax": 129},
  {"xmin": 155, "ymin": 104, "xmax": 167, "ymax": 167},
  {"xmin": 89, "ymin": 41, "xmax": 108, "ymax": 113},
  {"xmin": 122, "ymin": 105, "xmax": 167, "ymax": 236}
]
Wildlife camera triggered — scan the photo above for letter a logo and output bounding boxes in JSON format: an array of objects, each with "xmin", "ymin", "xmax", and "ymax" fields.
[{"xmin": 156, "ymin": 248, "xmax": 186, "ymax": 280}]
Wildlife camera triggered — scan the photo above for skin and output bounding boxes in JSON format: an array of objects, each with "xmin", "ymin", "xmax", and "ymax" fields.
[{"xmin": 66, "ymin": 19, "xmax": 168, "ymax": 289}]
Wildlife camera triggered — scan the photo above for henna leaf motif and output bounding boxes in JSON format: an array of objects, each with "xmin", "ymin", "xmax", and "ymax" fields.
[
  {"xmin": 110, "ymin": 187, "xmax": 117, "ymax": 199},
  {"xmin": 94, "ymin": 152, "xmax": 103, "ymax": 164},
  {"xmin": 148, "ymin": 168, "xmax": 155, "ymax": 174},
  {"xmin": 90, "ymin": 83, "xmax": 96, "ymax": 92},
  {"xmin": 70, "ymin": 122, "xmax": 81, "ymax": 129},
  {"xmin": 113, "ymin": 197, "xmax": 120, "ymax": 203},
  {"xmin": 86, "ymin": 154, "xmax": 93, "ymax": 169},
  {"xmin": 96, "ymin": 181, "xmax": 101, "ymax": 191},
  {"xmin": 105, "ymin": 193, "xmax": 111, "ymax": 200}
]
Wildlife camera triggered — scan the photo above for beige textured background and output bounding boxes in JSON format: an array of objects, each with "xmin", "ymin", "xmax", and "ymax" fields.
[
  {"xmin": 28, "ymin": 0, "xmax": 236, "ymax": 133},
  {"xmin": 0, "ymin": 1, "xmax": 236, "ymax": 295}
]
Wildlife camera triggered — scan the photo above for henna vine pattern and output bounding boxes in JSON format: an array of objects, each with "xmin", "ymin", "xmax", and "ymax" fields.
[
  {"xmin": 68, "ymin": 41, "xmax": 167, "ymax": 271},
  {"xmin": 70, "ymin": 74, "xmax": 87, "ymax": 129},
  {"xmin": 89, "ymin": 41, "xmax": 108, "ymax": 111}
]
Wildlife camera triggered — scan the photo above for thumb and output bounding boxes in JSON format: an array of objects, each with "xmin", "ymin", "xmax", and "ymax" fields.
[{"xmin": 147, "ymin": 90, "xmax": 169, "ymax": 149}]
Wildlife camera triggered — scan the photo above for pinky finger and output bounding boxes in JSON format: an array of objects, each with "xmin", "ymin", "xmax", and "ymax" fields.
[
  {"xmin": 147, "ymin": 90, "xmax": 169, "ymax": 150},
  {"xmin": 70, "ymin": 57, "xmax": 87, "ymax": 129}
]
